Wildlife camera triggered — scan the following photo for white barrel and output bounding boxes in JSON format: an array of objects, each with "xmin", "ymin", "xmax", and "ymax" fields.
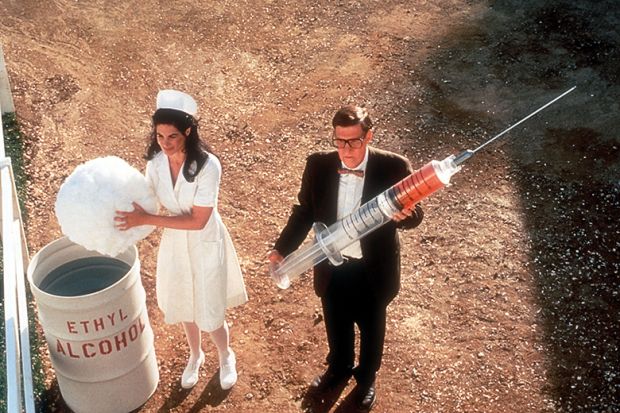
[{"xmin": 27, "ymin": 237, "xmax": 159, "ymax": 413}]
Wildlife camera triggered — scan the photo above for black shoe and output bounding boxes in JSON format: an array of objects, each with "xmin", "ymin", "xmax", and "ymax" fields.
[
  {"xmin": 355, "ymin": 382, "xmax": 376, "ymax": 411},
  {"xmin": 310, "ymin": 368, "xmax": 352, "ymax": 393}
]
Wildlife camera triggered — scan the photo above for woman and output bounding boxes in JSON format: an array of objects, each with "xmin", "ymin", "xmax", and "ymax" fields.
[{"xmin": 115, "ymin": 89, "xmax": 248, "ymax": 390}]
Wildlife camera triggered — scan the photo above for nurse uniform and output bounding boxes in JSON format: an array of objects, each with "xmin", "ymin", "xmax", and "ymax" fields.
[{"xmin": 146, "ymin": 151, "xmax": 247, "ymax": 332}]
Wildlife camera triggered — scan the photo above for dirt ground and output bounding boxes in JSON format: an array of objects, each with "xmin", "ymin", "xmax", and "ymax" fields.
[{"xmin": 1, "ymin": 0, "xmax": 619, "ymax": 412}]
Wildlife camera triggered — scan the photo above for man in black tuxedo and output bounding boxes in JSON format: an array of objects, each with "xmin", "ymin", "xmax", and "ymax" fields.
[{"xmin": 268, "ymin": 105, "xmax": 423, "ymax": 411}]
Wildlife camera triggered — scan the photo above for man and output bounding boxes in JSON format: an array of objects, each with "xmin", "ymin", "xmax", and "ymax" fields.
[{"xmin": 268, "ymin": 105, "xmax": 423, "ymax": 411}]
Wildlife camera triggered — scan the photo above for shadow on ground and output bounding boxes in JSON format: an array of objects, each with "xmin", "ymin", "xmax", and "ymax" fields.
[{"xmin": 405, "ymin": 0, "xmax": 620, "ymax": 411}]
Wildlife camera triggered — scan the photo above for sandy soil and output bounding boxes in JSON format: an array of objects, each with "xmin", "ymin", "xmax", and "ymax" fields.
[{"xmin": 1, "ymin": 0, "xmax": 618, "ymax": 412}]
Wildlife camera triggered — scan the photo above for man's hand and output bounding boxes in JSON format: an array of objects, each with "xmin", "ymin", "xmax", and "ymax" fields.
[
  {"xmin": 267, "ymin": 250, "xmax": 284, "ymax": 268},
  {"xmin": 392, "ymin": 204, "xmax": 414, "ymax": 222},
  {"xmin": 267, "ymin": 250, "xmax": 289, "ymax": 287}
]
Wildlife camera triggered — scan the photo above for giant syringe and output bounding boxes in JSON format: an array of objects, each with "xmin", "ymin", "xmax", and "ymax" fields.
[{"xmin": 270, "ymin": 87, "xmax": 576, "ymax": 289}]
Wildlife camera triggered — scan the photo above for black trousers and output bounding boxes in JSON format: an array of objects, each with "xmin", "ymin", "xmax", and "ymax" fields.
[{"xmin": 321, "ymin": 259, "xmax": 387, "ymax": 387}]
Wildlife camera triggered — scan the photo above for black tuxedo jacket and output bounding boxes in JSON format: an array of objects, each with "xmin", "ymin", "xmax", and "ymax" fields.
[{"xmin": 274, "ymin": 147, "xmax": 424, "ymax": 304}]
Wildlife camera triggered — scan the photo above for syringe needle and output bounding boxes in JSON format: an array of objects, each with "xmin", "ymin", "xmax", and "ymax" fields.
[
  {"xmin": 453, "ymin": 86, "xmax": 577, "ymax": 166},
  {"xmin": 473, "ymin": 86, "xmax": 577, "ymax": 154}
]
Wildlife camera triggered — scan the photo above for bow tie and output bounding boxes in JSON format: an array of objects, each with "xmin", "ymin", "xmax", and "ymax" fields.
[{"xmin": 338, "ymin": 167, "xmax": 364, "ymax": 178}]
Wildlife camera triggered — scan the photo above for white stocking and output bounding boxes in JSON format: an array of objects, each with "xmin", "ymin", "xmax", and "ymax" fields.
[
  {"xmin": 182, "ymin": 321, "xmax": 202, "ymax": 360},
  {"xmin": 209, "ymin": 321, "xmax": 232, "ymax": 362}
]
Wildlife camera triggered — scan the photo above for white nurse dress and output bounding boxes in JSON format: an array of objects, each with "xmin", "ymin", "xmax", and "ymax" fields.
[{"xmin": 146, "ymin": 151, "xmax": 247, "ymax": 332}]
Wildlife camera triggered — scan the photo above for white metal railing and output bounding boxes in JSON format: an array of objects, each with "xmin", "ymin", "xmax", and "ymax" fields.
[
  {"xmin": 0, "ymin": 45, "xmax": 14, "ymax": 113},
  {"xmin": 1, "ymin": 43, "xmax": 35, "ymax": 413}
]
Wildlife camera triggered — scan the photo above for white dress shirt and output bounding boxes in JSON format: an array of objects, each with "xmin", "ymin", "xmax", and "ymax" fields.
[{"xmin": 336, "ymin": 147, "xmax": 369, "ymax": 259}]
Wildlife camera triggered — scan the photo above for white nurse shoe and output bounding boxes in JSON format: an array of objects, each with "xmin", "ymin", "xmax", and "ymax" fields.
[
  {"xmin": 219, "ymin": 350, "xmax": 237, "ymax": 390},
  {"xmin": 181, "ymin": 350, "xmax": 205, "ymax": 389}
]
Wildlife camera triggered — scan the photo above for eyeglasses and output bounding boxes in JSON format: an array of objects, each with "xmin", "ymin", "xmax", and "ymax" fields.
[{"xmin": 332, "ymin": 133, "xmax": 366, "ymax": 149}]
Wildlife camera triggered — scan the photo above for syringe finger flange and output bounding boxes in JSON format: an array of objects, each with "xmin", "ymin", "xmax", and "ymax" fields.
[{"xmin": 313, "ymin": 222, "xmax": 344, "ymax": 266}]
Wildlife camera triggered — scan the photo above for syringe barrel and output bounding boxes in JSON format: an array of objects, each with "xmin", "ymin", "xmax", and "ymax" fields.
[
  {"xmin": 339, "ymin": 196, "xmax": 389, "ymax": 248},
  {"xmin": 270, "ymin": 155, "xmax": 460, "ymax": 288},
  {"xmin": 270, "ymin": 239, "xmax": 325, "ymax": 289},
  {"xmin": 271, "ymin": 199, "xmax": 390, "ymax": 288}
]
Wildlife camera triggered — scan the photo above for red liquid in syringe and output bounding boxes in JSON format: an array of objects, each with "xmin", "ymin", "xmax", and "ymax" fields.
[{"xmin": 389, "ymin": 161, "xmax": 450, "ymax": 210}]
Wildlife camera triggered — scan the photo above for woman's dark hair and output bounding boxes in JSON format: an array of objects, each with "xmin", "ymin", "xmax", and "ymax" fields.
[
  {"xmin": 146, "ymin": 108, "xmax": 212, "ymax": 182},
  {"xmin": 331, "ymin": 105, "xmax": 373, "ymax": 132}
]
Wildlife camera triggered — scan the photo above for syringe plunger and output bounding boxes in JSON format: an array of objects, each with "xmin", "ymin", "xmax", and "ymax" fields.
[{"xmin": 271, "ymin": 155, "xmax": 461, "ymax": 288}]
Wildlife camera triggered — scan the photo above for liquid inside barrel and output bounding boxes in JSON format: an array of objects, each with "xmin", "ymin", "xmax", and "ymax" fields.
[{"xmin": 39, "ymin": 257, "xmax": 130, "ymax": 296}]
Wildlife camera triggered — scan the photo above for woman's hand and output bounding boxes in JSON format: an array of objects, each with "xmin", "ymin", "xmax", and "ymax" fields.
[{"xmin": 115, "ymin": 202, "xmax": 148, "ymax": 231}]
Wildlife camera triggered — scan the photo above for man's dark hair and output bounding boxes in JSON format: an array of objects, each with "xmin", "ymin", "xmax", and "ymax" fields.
[{"xmin": 331, "ymin": 105, "xmax": 373, "ymax": 132}]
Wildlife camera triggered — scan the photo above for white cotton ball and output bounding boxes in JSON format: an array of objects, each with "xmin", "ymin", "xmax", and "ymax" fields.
[{"xmin": 55, "ymin": 156, "xmax": 158, "ymax": 257}]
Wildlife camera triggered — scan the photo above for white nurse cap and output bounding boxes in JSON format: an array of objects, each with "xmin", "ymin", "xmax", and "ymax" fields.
[{"xmin": 156, "ymin": 89, "xmax": 198, "ymax": 117}]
